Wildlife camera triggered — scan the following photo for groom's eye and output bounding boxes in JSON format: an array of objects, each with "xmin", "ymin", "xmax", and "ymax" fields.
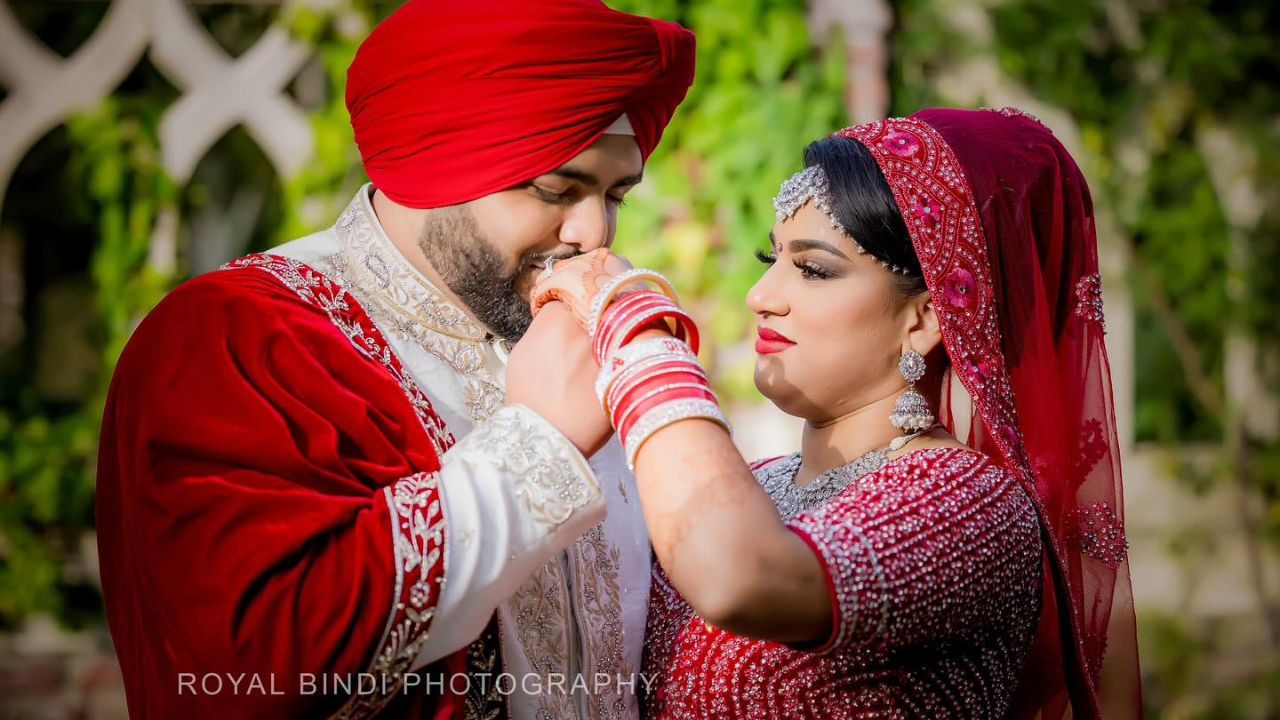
[{"xmin": 533, "ymin": 185, "xmax": 575, "ymax": 205}]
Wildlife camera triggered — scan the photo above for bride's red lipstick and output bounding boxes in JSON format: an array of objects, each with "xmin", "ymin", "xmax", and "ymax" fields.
[{"xmin": 755, "ymin": 326, "xmax": 795, "ymax": 355}]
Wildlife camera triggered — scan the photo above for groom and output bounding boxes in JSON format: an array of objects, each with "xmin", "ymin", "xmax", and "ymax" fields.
[{"xmin": 95, "ymin": 2, "xmax": 695, "ymax": 719}]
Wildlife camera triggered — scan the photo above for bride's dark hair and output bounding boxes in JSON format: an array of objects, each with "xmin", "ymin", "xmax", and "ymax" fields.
[{"xmin": 802, "ymin": 136, "xmax": 927, "ymax": 298}]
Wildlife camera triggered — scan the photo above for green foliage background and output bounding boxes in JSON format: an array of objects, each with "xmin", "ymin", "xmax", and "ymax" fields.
[{"xmin": 0, "ymin": 0, "xmax": 1275, "ymax": 716}]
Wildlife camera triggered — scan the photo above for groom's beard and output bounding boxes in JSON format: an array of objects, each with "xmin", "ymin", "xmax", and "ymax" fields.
[{"xmin": 417, "ymin": 205, "xmax": 556, "ymax": 343}]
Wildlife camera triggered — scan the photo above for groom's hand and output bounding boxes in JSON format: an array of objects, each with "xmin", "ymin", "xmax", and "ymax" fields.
[{"xmin": 507, "ymin": 301, "xmax": 613, "ymax": 457}]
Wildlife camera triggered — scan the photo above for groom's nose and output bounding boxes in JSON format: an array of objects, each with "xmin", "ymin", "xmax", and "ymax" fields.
[{"xmin": 558, "ymin": 196, "xmax": 613, "ymax": 252}]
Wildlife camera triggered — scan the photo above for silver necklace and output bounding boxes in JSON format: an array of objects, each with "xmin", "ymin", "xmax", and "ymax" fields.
[{"xmin": 757, "ymin": 423, "xmax": 943, "ymax": 519}]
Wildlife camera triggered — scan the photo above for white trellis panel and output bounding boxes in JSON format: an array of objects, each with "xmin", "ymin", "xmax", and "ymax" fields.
[{"xmin": 0, "ymin": 0, "xmax": 317, "ymax": 216}]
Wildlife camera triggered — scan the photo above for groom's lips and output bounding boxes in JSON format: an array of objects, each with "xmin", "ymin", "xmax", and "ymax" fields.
[{"xmin": 521, "ymin": 256, "xmax": 563, "ymax": 301}]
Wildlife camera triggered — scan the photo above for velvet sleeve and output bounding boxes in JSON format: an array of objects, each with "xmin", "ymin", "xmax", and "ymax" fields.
[{"xmin": 97, "ymin": 268, "xmax": 450, "ymax": 720}]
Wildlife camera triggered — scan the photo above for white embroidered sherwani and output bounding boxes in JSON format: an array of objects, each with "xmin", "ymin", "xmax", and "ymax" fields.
[{"xmin": 271, "ymin": 186, "xmax": 650, "ymax": 720}]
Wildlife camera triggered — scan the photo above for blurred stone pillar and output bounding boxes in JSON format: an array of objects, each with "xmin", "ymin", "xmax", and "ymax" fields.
[
  {"xmin": 807, "ymin": 0, "xmax": 892, "ymax": 123},
  {"xmin": 0, "ymin": 228, "xmax": 22, "ymax": 366},
  {"xmin": 1198, "ymin": 126, "xmax": 1279, "ymax": 441}
]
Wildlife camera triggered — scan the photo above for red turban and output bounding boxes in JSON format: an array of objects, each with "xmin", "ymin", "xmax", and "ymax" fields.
[{"xmin": 346, "ymin": 0, "xmax": 697, "ymax": 209}]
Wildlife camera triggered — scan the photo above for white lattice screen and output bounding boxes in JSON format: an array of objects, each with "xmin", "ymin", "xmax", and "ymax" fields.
[{"xmin": 0, "ymin": 0, "xmax": 315, "ymax": 217}]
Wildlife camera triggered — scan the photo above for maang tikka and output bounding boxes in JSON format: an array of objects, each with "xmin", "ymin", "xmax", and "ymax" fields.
[
  {"xmin": 772, "ymin": 164, "xmax": 913, "ymax": 274},
  {"xmin": 890, "ymin": 349, "xmax": 935, "ymax": 432},
  {"xmin": 774, "ymin": 166, "xmax": 850, "ymax": 235}
]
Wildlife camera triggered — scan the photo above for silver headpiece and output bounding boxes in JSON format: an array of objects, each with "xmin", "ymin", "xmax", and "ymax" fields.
[
  {"xmin": 772, "ymin": 164, "xmax": 919, "ymax": 274},
  {"xmin": 773, "ymin": 165, "xmax": 868, "ymax": 257},
  {"xmin": 774, "ymin": 166, "xmax": 841, "ymax": 229}
]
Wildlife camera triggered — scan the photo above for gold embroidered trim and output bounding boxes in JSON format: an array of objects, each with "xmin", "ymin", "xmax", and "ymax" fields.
[
  {"xmin": 220, "ymin": 253, "xmax": 455, "ymax": 457},
  {"xmin": 463, "ymin": 617, "xmax": 505, "ymax": 720},
  {"xmin": 510, "ymin": 560, "xmax": 576, "ymax": 718},
  {"xmin": 470, "ymin": 406, "xmax": 600, "ymax": 529},
  {"xmin": 332, "ymin": 188, "xmax": 505, "ymax": 422},
  {"xmin": 570, "ymin": 524, "xmax": 632, "ymax": 720},
  {"xmin": 339, "ymin": 187, "xmax": 485, "ymax": 342},
  {"xmin": 220, "ymin": 254, "xmax": 452, "ymax": 720}
]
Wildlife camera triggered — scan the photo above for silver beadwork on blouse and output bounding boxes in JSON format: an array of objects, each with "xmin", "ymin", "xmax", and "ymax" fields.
[
  {"xmin": 756, "ymin": 423, "xmax": 942, "ymax": 518},
  {"xmin": 758, "ymin": 451, "xmax": 889, "ymax": 519}
]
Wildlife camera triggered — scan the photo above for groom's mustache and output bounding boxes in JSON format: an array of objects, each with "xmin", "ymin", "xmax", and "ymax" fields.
[{"xmin": 523, "ymin": 249, "xmax": 584, "ymax": 274}]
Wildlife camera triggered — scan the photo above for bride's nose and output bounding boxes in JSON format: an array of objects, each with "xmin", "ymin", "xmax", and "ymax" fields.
[{"xmin": 747, "ymin": 263, "xmax": 788, "ymax": 318}]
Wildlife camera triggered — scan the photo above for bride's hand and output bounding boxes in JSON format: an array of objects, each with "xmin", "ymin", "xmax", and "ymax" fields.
[{"xmin": 530, "ymin": 249, "xmax": 635, "ymax": 331}]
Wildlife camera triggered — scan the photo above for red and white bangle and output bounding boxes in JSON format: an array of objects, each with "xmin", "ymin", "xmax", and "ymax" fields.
[
  {"xmin": 603, "ymin": 357, "xmax": 707, "ymax": 418},
  {"xmin": 622, "ymin": 398, "xmax": 730, "ymax": 470},
  {"xmin": 593, "ymin": 291, "xmax": 700, "ymax": 362},
  {"xmin": 605, "ymin": 304, "xmax": 699, "ymax": 362},
  {"xmin": 589, "ymin": 284, "xmax": 729, "ymax": 468},
  {"xmin": 607, "ymin": 357, "xmax": 707, "ymax": 400},
  {"xmin": 594, "ymin": 336, "xmax": 698, "ymax": 408},
  {"xmin": 614, "ymin": 382, "xmax": 716, "ymax": 435},
  {"xmin": 617, "ymin": 381, "xmax": 717, "ymax": 436},
  {"xmin": 607, "ymin": 361, "xmax": 708, "ymax": 421},
  {"xmin": 593, "ymin": 291, "xmax": 679, "ymax": 361},
  {"xmin": 587, "ymin": 269, "xmax": 679, "ymax": 339}
]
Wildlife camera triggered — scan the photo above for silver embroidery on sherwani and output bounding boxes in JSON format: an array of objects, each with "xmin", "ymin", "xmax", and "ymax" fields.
[
  {"xmin": 331, "ymin": 199, "xmax": 505, "ymax": 423},
  {"xmin": 278, "ymin": 188, "xmax": 649, "ymax": 720}
]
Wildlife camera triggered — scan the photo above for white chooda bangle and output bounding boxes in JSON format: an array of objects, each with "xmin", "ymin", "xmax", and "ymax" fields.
[
  {"xmin": 623, "ymin": 398, "xmax": 730, "ymax": 470},
  {"xmin": 587, "ymin": 268, "xmax": 679, "ymax": 340}
]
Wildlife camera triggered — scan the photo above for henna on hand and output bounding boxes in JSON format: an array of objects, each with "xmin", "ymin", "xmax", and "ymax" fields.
[{"xmin": 530, "ymin": 249, "xmax": 633, "ymax": 330}]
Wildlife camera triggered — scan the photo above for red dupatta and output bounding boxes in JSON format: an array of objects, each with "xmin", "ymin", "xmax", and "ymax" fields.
[{"xmin": 837, "ymin": 108, "xmax": 1142, "ymax": 719}]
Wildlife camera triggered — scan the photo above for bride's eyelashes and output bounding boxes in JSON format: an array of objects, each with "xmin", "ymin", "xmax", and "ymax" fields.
[
  {"xmin": 794, "ymin": 260, "xmax": 833, "ymax": 280},
  {"xmin": 755, "ymin": 248, "xmax": 835, "ymax": 280}
]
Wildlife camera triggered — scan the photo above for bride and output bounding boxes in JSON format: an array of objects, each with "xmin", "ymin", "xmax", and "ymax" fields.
[{"xmin": 508, "ymin": 107, "xmax": 1141, "ymax": 719}]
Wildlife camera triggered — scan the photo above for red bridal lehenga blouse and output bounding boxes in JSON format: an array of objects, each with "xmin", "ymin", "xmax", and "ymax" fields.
[
  {"xmin": 643, "ymin": 448, "xmax": 1043, "ymax": 719},
  {"xmin": 643, "ymin": 108, "xmax": 1143, "ymax": 720}
]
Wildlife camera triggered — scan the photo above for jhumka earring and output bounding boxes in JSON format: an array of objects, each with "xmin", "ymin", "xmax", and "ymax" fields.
[{"xmin": 890, "ymin": 349, "xmax": 935, "ymax": 432}]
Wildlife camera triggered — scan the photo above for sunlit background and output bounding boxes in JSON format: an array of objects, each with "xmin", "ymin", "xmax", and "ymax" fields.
[{"xmin": 0, "ymin": 1, "xmax": 1276, "ymax": 717}]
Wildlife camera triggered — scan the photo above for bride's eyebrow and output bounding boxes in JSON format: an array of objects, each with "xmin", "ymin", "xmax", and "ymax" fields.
[{"xmin": 787, "ymin": 238, "xmax": 850, "ymax": 261}]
